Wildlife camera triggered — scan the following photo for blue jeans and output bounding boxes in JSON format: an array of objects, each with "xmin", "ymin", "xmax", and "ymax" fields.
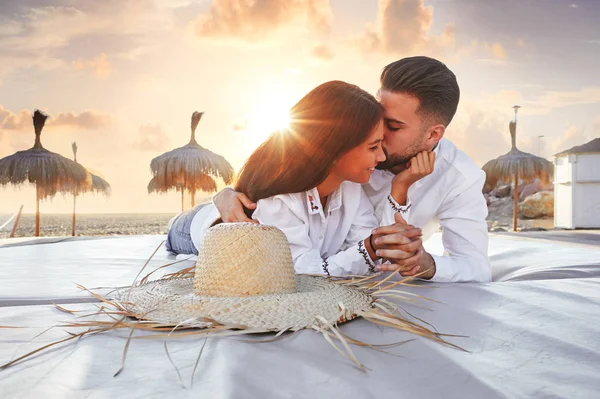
[{"xmin": 165, "ymin": 203, "xmax": 211, "ymax": 255}]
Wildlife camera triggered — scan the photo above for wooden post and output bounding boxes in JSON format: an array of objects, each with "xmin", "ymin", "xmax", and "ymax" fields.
[
  {"xmin": 35, "ymin": 185, "xmax": 40, "ymax": 237},
  {"xmin": 9, "ymin": 205, "xmax": 23, "ymax": 238},
  {"xmin": 181, "ymin": 187, "xmax": 184, "ymax": 212},
  {"xmin": 513, "ymin": 170, "xmax": 519, "ymax": 232},
  {"xmin": 72, "ymin": 194, "xmax": 77, "ymax": 236},
  {"xmin": 191, "ymin": 190, "xmax": 195, "ymax": 209}
]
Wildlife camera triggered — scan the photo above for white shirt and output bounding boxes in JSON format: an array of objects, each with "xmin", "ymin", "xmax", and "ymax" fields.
[
  {"xmin": 363, "ymin": 138, "xmax": 491, "ymax": 283},
  {"xmin": 252, "ymin": 181, "xmax": 379, "ymax": 276},
  {"xmin": 188, "ymin": 182, "xmax": 379, "ymax": 276}
]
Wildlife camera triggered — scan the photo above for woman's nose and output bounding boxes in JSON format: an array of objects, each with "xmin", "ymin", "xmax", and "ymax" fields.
[{"xmin": 377, "ymin": 147, "xmax": 386, "ymax": 162}]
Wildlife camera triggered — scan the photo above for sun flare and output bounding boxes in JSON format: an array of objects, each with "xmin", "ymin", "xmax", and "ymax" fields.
[{"xmin": 241, "ymin": 96, "xmax": 295, "ymax": 144}]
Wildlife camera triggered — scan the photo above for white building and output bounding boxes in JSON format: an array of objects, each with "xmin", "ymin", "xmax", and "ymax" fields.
[{"xmin": 554, "ymin": 138, "xmax": 600, "ymax": 229}]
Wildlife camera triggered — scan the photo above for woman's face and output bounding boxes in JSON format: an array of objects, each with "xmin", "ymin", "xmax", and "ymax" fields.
[{"xmin": 331, "ymin": 120, "xmax": 386, "ymax": 184}]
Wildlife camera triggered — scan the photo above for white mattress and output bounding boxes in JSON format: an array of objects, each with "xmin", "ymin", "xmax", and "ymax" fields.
[{"xmin": 1, "ymin": 233, "xmax": 599, "ymax": 398}]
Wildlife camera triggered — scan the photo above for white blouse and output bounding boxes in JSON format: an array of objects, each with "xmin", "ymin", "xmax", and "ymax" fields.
[
  {"xmin": 187, "ymin": 181, "xmax": 379, "ymax": 276},
  {"xmin": 252, "ymin": 181, "xmax": 379, "ymax": 276}
]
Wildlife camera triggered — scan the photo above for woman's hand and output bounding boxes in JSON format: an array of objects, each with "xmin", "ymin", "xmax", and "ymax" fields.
[{"xmin": 213, "ymin": 188, "xmax": 258, "ymax": 223}]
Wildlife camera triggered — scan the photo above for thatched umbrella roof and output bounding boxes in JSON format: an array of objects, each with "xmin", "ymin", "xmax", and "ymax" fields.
[
  {"xmin": 482, "ymin": 122, "xmax": 554, "ymax": 187},
  {"xmin": 0, "ymin": 110, "xmax": 91, "ymax": 236},
  {"xmin": 150, "ymin": 112, "xmax": 234, "ymax": 187},
  {"xmin": 149, "ymin": 111, "xmax": 233, "ymax": 210},
  {"xmin": 71, "ymin": 142, "xmax": 111, "ymax": 197},
  {"xmin": 90, "ymin": 173, "xmax": 111, "ymax": 196},
  {"xmin": 147, "ymin": 174, "xmax": 217, "ymax": 195},
  {"xmin": 70, "ymin": 142, "xmax": 111, "ymax": 236},
  {"xmin": 482, "ymin": 120, "xmax": 554, "ymax": 231},
  {"xmin": 0, "ymin": 111, "xmax": 91, "ymax": 199}
]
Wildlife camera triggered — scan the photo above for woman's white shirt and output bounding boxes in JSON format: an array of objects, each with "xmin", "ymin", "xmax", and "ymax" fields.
[{"xmin": 251, "ymin": 181, "xmax": 379, "ymax": 276}]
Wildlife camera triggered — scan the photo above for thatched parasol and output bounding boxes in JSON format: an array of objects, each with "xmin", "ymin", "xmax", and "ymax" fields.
[
  {"xmin": 150, "ymin": 111, "xmax": 233, "ymax": 211},
  {"xmin": 0, "ymin": 110, "xmax": 91, "ymax": 236},
  {"xmin": 71, "ymin": 142, "xmax": 111, "ymax": 236},
  {"xmin": 482, "ymin": 114, "xmax": 553, "ymax": 231},
  {"xmin": 148, "ymin": 173, "xmax": 217, "ymax": 211}
]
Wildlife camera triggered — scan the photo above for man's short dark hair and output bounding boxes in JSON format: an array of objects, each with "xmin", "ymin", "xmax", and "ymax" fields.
[{"xmin": 380, "ymin": 56, "xmax": 460, "ymax": 126}]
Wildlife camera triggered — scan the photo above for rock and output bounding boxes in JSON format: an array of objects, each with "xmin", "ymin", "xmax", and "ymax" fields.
[
  {"xmin": 491, "ymin": 227, "xmax": 508, "ymax": 232},
  {"xmin": 519, "ymin": 179, "xmax": 554, "ymax": 200},
  {"xmin": 520, "ymin": 179, "xmax": 542, "ymax": 200},
  {"xmin": 520, "ymin": 191, "xmax": 554, "ymax": 219},
  {"xmin": 491, "ymin": 185, "xmax": 511, "ymax": 198}
]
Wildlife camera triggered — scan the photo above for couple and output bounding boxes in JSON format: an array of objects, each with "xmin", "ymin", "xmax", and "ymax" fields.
[{"xmin": 167, "ymin": 56, "xmax": 491, "ymax": 283}]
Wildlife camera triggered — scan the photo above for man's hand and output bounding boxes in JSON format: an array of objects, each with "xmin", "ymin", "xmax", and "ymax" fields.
[
  {"xmin": 213, "ymin": 188, "xmax": 258, "ymax": 223},
  {"xmin": 372, "ymin": 213, "xmax": 436, "ymax": 279},
  {"xmin": 391, "ymin": 151, "xmax": 436, "ymax": 204}
]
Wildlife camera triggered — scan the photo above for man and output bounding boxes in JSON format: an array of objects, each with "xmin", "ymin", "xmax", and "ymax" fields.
[{"xmin": 214, "ymin": 56, "xmax": 491, "ymax": 283}]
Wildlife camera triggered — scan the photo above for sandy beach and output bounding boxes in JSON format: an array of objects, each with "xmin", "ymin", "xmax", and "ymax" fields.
[
  {"xmin": 0, "ymin": 213, "xmax": 175, "ymax": 238},
  {"xmin": 1, "ymin": 202, "xmax": 554, "ymax": 239}
]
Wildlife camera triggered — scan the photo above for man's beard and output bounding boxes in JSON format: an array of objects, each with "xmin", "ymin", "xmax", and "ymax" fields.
[{"xmin": 376, "ymin": 147, "xmax": 420, "ymax": 171}]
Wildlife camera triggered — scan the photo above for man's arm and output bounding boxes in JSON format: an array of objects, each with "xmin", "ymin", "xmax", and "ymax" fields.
[
  {"xmin": 374, "ymin": 171, "xmax": 491, "ymax": 283},
  {"xmin": 428, "ymin": 171, "xmax": 491, "ymax": 283},
  {"xmin": 212, "ymin": 188, "xmax": 258, "ymax": 223}
]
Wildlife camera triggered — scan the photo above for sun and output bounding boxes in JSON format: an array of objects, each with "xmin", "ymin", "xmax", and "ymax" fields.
[
  {"xmin": 244, "ymin": 97, "xmax": 294, "ymax": 143},
  {"xmin": 249, "ymin": 105, "xmax": 291, "ymax": 136}
]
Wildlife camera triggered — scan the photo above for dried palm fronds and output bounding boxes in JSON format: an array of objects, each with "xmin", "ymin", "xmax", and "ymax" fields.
[
  {"xmin": 0, "ymin": 110, "xmax": 91, "ymax": 236},
  {"xmin": 149, "ymin": 112, "xmax": 234, "ymax": 210},
  {"xmin": 70, "ymin": 142, "xmax": 112, "ymax": 236},
  {"xmin": 482, "ymin": 120, "xmax": 553, "ymax": 231}
]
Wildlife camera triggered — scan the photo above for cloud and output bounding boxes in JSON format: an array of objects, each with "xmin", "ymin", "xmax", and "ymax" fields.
[
  {"xmin": 132, "ymin": 124, "xmax": 170, "ymax": 152},
  {"xmin": 551, "ymin": 125, "xmax": 594, "ymax": 155},
  {"xmin": 49, "ymin": 111, "xmax": 113, "ymax": 129},
  {"xmin": 231, "ymin": 119, "xmax": 249, "ymax": 132},
  {"xmin": 355, "ymin": 0, "xmax": 457, "ymax": 56},
  {"xmin": 0, "ymin": 106, "xmax": 112, "ymax": 132},
  {"xmin": 311, "ymin": 44, "xmax": 334, "ymax": 60},
  {"xmin": 195, "ymin": 0, "xmax": 332, "ymax": 41},
  {"xmin": 74, "ymin": 53, "xmax": 113, "ymax": 77},
  {"xmin": 0, "ymin": 106, "xmax": 31, "ymax": 131},
  {"xmin": 526, "ymin": 87, "xmax": 600, "ymax": 114},
  {"xmin": 445, "ymin": 104, "xmax": 508, "ymax": 167},
  {"xmin": 0, "ymin": 2, "xmax": 175, "ymax": 82}
]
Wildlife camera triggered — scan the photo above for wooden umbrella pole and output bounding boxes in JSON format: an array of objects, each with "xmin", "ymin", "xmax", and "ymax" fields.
[
  {"xmin": 191, "ymin": 190, "xmax": 195, "ymax": 209},
  {"xmin": 35, "ymin": 185, "xmax": 40, "ymax": 237},
  {"xmin": 181, "ymin": 187, "xmax": 184, "ymax": 212},
  {"xmin": 513, "ymin": 170, "xmax": 519, "ymax": 232},
  {"xmin": 72, "ymin": 194, "xmax": 77, "ymax": 236}
]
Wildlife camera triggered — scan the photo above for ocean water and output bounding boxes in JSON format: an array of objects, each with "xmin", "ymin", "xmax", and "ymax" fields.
[{"xmin": 0, "ymin": 213, "xmax": 176, "ymax": 238}]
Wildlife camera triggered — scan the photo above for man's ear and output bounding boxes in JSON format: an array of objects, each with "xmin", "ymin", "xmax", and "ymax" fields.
[{"xmin": 426, "ymin": 124, "xmax": 445, "ymax": 149}]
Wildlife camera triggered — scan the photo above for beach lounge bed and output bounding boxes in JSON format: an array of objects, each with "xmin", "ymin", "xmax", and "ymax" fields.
[{"xmin": 1, "ymin": 233, "xmax": 599, "ymax": 398}]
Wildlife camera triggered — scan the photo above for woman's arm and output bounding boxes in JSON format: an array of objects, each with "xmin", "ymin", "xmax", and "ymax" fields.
[{"xmin": 252, "ymin": 195, "xmax": 379, "ymax": 276}]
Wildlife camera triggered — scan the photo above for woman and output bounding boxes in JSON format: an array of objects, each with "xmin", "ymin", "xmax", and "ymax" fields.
[{"xmin": 167, "ymin": 80, "xmax": 386, "ymax": 276}]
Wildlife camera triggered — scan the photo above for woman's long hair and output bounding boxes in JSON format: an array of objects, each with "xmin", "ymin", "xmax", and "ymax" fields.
[{"xmin": 235, "ymin": 80, "xmax": 382, "ymax": 203}]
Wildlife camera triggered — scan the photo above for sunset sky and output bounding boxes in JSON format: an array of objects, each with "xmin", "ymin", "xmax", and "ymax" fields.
[{"xmin": 1, "ymin": 0, "xmax": 599, "ymax": 214}]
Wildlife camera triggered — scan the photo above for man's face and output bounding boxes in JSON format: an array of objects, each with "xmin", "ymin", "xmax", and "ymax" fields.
[{"xmin": 377, "ymin": 90, "xmax": 429, "ymax": 171}]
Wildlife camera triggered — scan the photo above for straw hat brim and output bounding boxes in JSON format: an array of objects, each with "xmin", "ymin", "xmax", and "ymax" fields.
[{"xmin": 113, "ymin": 275, "xmax": 374, "ymax": 331}]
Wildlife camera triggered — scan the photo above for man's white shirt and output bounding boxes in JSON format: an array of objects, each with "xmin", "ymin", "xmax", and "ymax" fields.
[{"xmin": 363, "ymin": 138, "xmax": 491, "ymax": 283}]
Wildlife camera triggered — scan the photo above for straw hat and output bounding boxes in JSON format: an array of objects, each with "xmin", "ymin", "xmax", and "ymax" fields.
[
  {"xmin": 1, "ymin": 223, "xmax": 459, "ymax": 373},
  {"xmin": 114, "ymin": 223, "xmax": 374, "ymax": 331}
]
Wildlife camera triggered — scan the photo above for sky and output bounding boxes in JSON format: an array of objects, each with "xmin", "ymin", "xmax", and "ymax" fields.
[{"xmin": 1, "ymin": 0, "xmax": 599, "ymax": 214}]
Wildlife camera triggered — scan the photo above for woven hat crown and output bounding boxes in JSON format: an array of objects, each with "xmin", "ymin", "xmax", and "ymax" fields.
[{"xmin": 193, "ymin": 223, "xmax": 297, "ymax": 297}]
